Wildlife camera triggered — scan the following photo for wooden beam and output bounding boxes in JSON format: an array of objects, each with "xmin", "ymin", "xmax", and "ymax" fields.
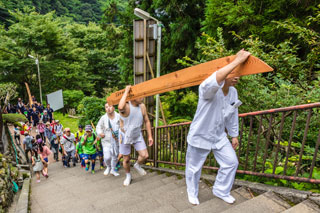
[
  {"xmin": 107, "ymin": 55, "xmax": 273, "ymax": 105},
  {"xmin": 24, "ymin": 82, "xmax": 33, "ymax": 107}
]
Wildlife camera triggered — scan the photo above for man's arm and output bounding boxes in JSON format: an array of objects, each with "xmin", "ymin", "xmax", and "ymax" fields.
[
  {"xmin": 96, "ymin": 116, "xmax": 105, "ymax": 138},
  {"xmin": 118, "ymin": 86, "xmax": 131, "ymax": 117},
  {"xmin": 141, "ymin": 104, "xmax": 153, "ymax": 146},
  {"xmin": 216, "ymin": 50, "xmax": 251, "ymax": 84},
  {"xmin": 199, "ymin": 50, "xmax": 250, "ymax": 100}
]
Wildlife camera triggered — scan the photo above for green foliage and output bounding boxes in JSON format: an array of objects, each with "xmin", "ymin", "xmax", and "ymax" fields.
[
  {"xmin": 0, "ymin": 0, "xmax": 104, "ymax": 24},
  {"xmin": 160, "ymin": 90, "xmax": 198, "ymax": 122},
  {"xmin": 0, "ymin": 83, "xmax": 17, "ymax": 105},
  {"xmin": 62, "ymin": 90, "xmax": 84, "ymax": 111},
  {"xmin": 2, "ymin": 114, "xmax": 27, "ymax": 123},
  {"xmin": 77, "ymin": 96, "xmax": 105, "ymax": 127},
  {"xmin": 0, "ymin": 8, "xmax": 123, "ymax": 100},
  {"xmin": 54, "ymin": 112, "xmax": 79, "ymax": 133}
]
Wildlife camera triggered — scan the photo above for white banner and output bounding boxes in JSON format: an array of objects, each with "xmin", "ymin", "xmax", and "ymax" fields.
[{"xmin": 46, "ymin": 89, "xmax": 64, "ymax": 111}]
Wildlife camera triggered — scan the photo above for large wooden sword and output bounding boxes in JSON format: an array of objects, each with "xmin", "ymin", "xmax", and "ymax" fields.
[{"xmin": 107, "ymin": 55, "xmax": 273, "ymax": 105}]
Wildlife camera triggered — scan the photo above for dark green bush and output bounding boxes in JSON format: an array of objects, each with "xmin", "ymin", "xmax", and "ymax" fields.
[
  {"xmin": 2, "ymin": 114, "xmax": 27, "ymax": 124},
  {"xmin": 77, "ymin": 96, "xmax": 105, "ymax": 126},
  {"xmin": 63, "ymin": 90, "xmax": 85, "ymax": 112}
]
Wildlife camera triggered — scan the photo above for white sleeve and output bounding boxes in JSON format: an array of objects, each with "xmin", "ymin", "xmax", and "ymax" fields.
[
  {"xmin": 226, "ymin": 88, "xmax": 239, "ymax": 138},
  {"xmin": 199, "ymin": 72, "xmax": 224, "ymax": 100},
  {"xmin": 96, "ymin": 115, "xmax": 105, "ymax": 135}
]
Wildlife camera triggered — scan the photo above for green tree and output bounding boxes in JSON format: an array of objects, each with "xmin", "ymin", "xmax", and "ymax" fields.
[{"xmin": 0, "ymin": 8, "xmax": 93, "ymax": 101}]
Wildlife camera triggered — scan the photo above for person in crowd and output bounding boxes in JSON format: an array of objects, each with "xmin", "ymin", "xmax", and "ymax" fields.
[
  {"xmin": 81, "ymin": 125, "xmax": 97, "ymax": 174},
  {"xmin": 75, "ymin": 125, "xmax": 85, "ymax": 142},
  {"xmin": 38, "ymin": 142, "xmax": 51, "ymax": 176},
  {"xmin": 41, "ymin": 110, "xmax": 50, "ymax": 124},
  {"xmin": 23, "ymin": 132, "xmax": 34, "ymax": 163},
  {"xmin": 44, "ymin": 122, "xmax": 58, "ymax": 161},
  {"xmin": 60, "ymin": 128, "xmax": 77, "ymax": 168},
  {"xmin": 96, "ymin": 137, "xmax": 105, "ymax": 170},
  {"xmin": 26, "ymin": 106, "xmax": 32, "ymax": 124},
  {"xmin": 54, "ymin": 120, "xmax": 63, "ymax": 144},
  {"xmin": 185, "ymin": 50, "xmax": 250, "ymax": 205},
  {"xmin": 118, "ymin": 86, "xmax": 154, "ymax": 186},
  {"xmin": 31, "ymin": 95, "xmax": 36, "ymax": 102},
  {"xmin": 30, "ymin": 106, "xmax": 40, "ymax": 127},
  {"xmin": 38, "ymin": 103, "xmax": 44, "ymax": 114},
  {"xmin": 16, "ymin": 98, "xmax": 25, "ymax": 114},
  {"xmin": 46, "ymin": 104, "xmax": 54, "ymax": 123},
  {"xmin": 32, "ymin": 148, "xmax": 47, "ymax": 183},
  {"xmin": 96, "ymin": 103, "xmax": 121, "ymax": 176},
  {"xmin": 37, "ymin": 120, "xmax": 46, "ymax": 143},
  {"xmin": 6, "ymin": 103, "xmax": 16, "ymax": 114},
  {"xmin": 13, "ymin": 124, "xmax": 21, "ymax": 145},
  {"xmin": 76, "ymin": 137, "xmax": 85, "ymax": 168}
]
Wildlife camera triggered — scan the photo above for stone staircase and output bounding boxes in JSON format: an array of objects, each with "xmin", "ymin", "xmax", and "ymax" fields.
[
  {"xmin": 29, "ymin": 161, "xmax": 320, "ymax": 213},
  {"xmin": 98, "ymin": 169, "xmax": 320, "ymax": 213}
]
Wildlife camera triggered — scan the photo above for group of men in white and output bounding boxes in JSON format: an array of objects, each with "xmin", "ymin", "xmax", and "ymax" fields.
[{"xmin": 86, "ymin": 50, "xmax": 250, "ymax": 205}]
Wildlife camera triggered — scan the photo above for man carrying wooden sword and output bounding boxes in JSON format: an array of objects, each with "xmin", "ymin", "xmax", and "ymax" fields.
[
  {"xmin": 186, "ymin": 49, "xmax": 250, "ymax": 205},
  {"xmin": 118, "ymin": 86, "xmax": 154, "ymax": 186}
]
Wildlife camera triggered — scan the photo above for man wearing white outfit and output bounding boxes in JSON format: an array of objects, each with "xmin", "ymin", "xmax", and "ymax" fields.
[
  {"xmin": 96, "ymin": 103, "xmax": 121, "ymax": 176},
  {"xmin": 118, "ymin": 85, "xmax": 154, "ymax": 186},
  {"xmin": 185, "ymin": 49, "xmax": 251, "ymax": 205}
]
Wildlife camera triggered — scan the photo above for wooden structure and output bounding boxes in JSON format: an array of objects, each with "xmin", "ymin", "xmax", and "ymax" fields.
[
  {"xmin": 24, "ymin": 82, "xmax": 33, "ymax": 107},
  {"xmin": 134, "ymin": 19, "xmax": 156, "ymax": 123},
  {"xmin": 107, "ymin": 55, "xmax": 273, "ymax": 105}
]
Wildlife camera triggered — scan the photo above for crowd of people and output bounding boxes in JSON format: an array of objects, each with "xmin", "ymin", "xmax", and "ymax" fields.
[
  {"xmin": 8, "ymin": 96, "xmax": 149, "ymax": 184},
  {"xmin": 8, "ymin": 50, "xmax": 250, "ymax": 205}
]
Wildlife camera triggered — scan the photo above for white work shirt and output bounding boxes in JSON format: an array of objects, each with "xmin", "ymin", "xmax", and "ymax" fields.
[
  {"xmin": 96, "ymin": 112, "xmax": 120, "ymax": 148},
  {"xmin": 187, "ymin": 72, "xmax": 240, "ymax": 150}
]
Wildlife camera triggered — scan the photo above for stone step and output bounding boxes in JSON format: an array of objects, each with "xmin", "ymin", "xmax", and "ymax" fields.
[
  {"xmin": 183, "ymin": 186, "xmax": 254, "ymax": 213},
  {"xmin": 130, "ymin": 175, "xmax": 186, "ymax": 197},
  {"xmin": 282, "ymin": 199, "xmax": 320, "ymax": 213},
  {"xmin": 149, "ymin": 205, "xmax": 180, "ymax": 213},
  {"xmin": 88, "ymin": 173, "xmax": 174, "ymax": 210},
  {"xmin": 221, "ymin": 191, "xmax": 291, "ymax": 213},
  {"xmin": 116, "ymin": 177, "xmax": 187, "ymax": 212},
  {"xmin": 145, "ymin": 180, "xmax": 212, "ymax": 212}
]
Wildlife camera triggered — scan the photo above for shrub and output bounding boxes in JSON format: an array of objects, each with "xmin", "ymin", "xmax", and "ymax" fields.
[
  {"xmin": 63, "ymin": 90, "xmax": 85, "ymax": 112},
  {"xmin": 2, "ymin": 114, "xmax": 27, "ymax": 124},
  {"xmin": 77, "ymin": 96, "xmax": 105, "ymax": 127}
]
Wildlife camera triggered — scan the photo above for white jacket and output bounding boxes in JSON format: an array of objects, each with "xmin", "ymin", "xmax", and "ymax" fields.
[{"xmin": 96, "ymin": 112, "xmax": 120, "ymax": 149}]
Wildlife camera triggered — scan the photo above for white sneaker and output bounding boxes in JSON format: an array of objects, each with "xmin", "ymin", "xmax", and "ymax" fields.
[
  {"xmin": 187, "ymin": 195, "xmax": 200, "ymax": 205},
  {"xmin": 213, "ymin": 191, "xmax": 235, "ymax": 204},
  {"xmin": 123, "ymin": 173, "xmax": 132, "ymax": 186},
  {"xmin": 110, "ymin": 169, "xmax": 120, "ymax": 177},
  {"xmin": 103, "ymin": 167, "xmax": 111, "ymax": 176},
  {"xmin": 134, "ymin": 162, "xmax": 147, "ymax": 176}
]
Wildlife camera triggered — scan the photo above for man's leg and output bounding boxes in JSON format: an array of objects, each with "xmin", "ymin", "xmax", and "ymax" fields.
[
  {"xmin": 71, "ymin": 150, "xmax": 76, "ymax": 166},
  {"xmin": 66, "ymin": 151, "xmax": 72, "ymax": 167},
  {"xmin": 123, "ymin": 155, "xmax": 131, "ymax": 185},
  {"xmin": 91, "ymin": 154, "xmax": 96, "ymax": 174},
  {"xmin": 212, "ymin": 142, "xmax": 238, "ymax": 203},
  {"xmin": 132, "ymin": 140, "xmax": 148, "ymax": 176},
  {"xmin": 134, "ymin": 148, "xmax": 148, "ymax": 176},
  {"xmin": 185, "ymin": 144, "xmax": 210, "ymax": 205},
  {"xmin": 25, "ymin": 149, "xmax": 30, "ymax": 163},
  {"xmin": 103, "ymin": 148, "xmax": 112, "ymax": 175}
]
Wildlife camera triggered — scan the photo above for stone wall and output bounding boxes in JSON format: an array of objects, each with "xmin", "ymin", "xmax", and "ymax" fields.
[{"xmin": 0, "ymin": 125, "xmax": 24, "ymax": 213}]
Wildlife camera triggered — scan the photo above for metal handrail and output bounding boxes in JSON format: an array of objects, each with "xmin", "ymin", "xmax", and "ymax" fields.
[{"xmin": 136, "ymin": 102, "xmax": 320, "ymax": 184}]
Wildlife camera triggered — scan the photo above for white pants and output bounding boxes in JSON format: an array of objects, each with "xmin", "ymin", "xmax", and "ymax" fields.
[
  {"xmin": 103, "ymin": 146, "xmax": 118, "ymax": 169},
  {"xmin": 185, "ymin": 142, "xmax": 238, "ymax": 199}
]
